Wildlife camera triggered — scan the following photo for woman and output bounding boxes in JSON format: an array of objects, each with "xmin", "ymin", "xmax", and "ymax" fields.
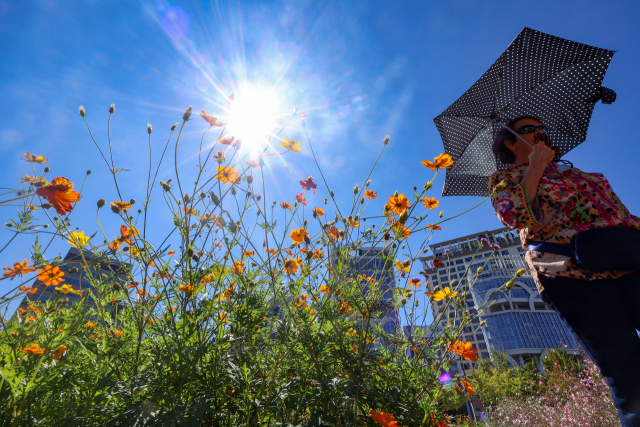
[{"xmin": 489, "ymin": 115, "xmax": 640, "ymax": 426}]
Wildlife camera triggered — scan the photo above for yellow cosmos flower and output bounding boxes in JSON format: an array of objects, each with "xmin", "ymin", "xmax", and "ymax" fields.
[
  {"xmin": 67, "ymin": 231, "xmax": 90, "ymax": 248},
  {"xmin": 394, "ymin": 260, "xmax": 410, "ymax": 273},
  {"xmin": 422, "ymin": 197, "xmax": 439, "ymax": 210},
  {"xmin": 290, "ymin": 227, "xmax": 309, "ymax": 244},
  {"xmin": 346, "ymin": 328, "xmax": 357, "ymax": 336},
  {"xmin": 280, "ymin": 138, "xmax": 301, "ymax": 152},
  {"xmin": 55, "ymin": 284, "xmax": 82, "ymax": 296},
  {"xmin": 22, "ymin": 152, "xmax": 48, "ymax": 164},
  {"xmin": 431, "ymin": 287, "xmax": 458, "ymax": 302}
]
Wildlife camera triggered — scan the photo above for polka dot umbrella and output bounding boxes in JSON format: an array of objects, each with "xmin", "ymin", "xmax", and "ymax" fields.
[{"xmin": 434, "ymin": 26, "xmax": 617, "ymax": 197}]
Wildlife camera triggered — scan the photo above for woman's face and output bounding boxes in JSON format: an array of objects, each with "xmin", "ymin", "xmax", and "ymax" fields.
[{"xmin": 505, "ymin": 118, "xmax": 547, "ymax": 161}]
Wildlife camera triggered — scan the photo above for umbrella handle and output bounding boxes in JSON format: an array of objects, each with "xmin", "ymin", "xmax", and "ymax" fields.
[{"xmin": 502, "ymin": 124, "xmax": 534, "ymax": 148}]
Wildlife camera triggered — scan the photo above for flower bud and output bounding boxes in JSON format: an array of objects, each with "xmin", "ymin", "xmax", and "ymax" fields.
[
  {"xmin": 183, "ymin": 106, "xmax": 192, "ymax": 121},
  {"xmin": 79, "ymin": 106, "xmax": 86, "ymax": 117},
  {"xmin": 366, "ymin": 180, "xmax": 371, "ymax": 187},
  {"xmin": 256, "ymin": 195, "xmax": 261, "ymax": 201},
  {"xmin": 43, "ymin": 224, "xmax": 49, "ymax": 229},
  {"xmin": 477, "ymin": 267, "xmax": 483, "ymax": 274},
  {"xmin": 130, "ymin": 199, "xmax": 136, "ymax": 205},
  {"xmin": 44, "ymin": 166, "xmax": 50, "ymax": 173},
  {"xmin": 160, "ymin": 180, "xmax": 172, "ymax": 191},
  {"xmin": 86, "ymin": 170, "xmax": 92, "ymax": 175},
  {"xmin": 110, "ymin": 204, "xmax": 120, "ymax": 214},
  {"xmin": 383, "ymin": 135, "xmax": 390, "ymax": 145},
  {"xmin": 247, "ymin": 176, "xmax": 253, "ymax": 184},
  {"xmin": 97, "ymin": 199, "xmax": 106, "ymax": 208},
  {"xmin": 439, "ymin": 211, "xmax": 444, "ymax": 218},
  {"xmin": 424, "ymin": 182, "xmax": 433, "ymax": 191},
  {"xmin": 515, "ymin": 268, "xmax": 526, "ymax": 278},
  {"xmin": 480, "ymin": 320, "xmax": 486, "ymax": 327},
  {"xmin": 171, "ymin": 123, "xmax": 178, "ymax": 131},
  {"xmin": 112, "ymin": 283, "xmax": 120, "ymax": 290},
  {"xmin": 109, "ymin": 104, "xmax": 115, "ymax": 114},
  {"xmin": 147, "ymin": 124, "xmax": 153, "ymax": 134},
  {"xmin": 199, "ymin": 192, "xmax": 206, "ymax": 199},
  {"xmin": 4, "ymin": 223, "xmax": 11, "ymax": 227},
  {"xmin": 505, "ymin": 280, "xmax": 515, "ymax": 290},
  {"xmin": 183, "ymin": 193, "xmax": 190, "ymax": 203},
  {"xmin": 41, "ymin": 203, "xmax": 53, "ymax": 209},
  {"xmin": 353, "ymin": 184, "xmax": 359, "ymax": 194},
  {"xmin": 69, "ymin": 267, "xmax": 78, "ymax": 274},
  {"xmin": 494, "ymin": 181, "xmax": 507, "ymax": 192},
  {"xmin": 231, "ymin": 187, "xmax": 237, "ymax": 196},
  {"xmin": 330, "ymin": 190, "xmax": 335, "ymax": 198}
]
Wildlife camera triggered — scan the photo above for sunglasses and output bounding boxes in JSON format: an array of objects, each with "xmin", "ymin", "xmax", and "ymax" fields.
[{"xmin": 516, "ymin": 124, "xmax": 547, "ymax": 134}]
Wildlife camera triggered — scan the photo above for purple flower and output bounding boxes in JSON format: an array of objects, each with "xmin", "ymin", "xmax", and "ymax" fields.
[
  {"xmin": 443, "ymin": 248, "xmax": 450, "ymax": 255},
  {"xmin": 439, "ymin": 372, "xmax": 451, "ymax": 383},
  {"xmin": 480, "ymin": 238, "xmax": 489, "ymax": 247},
  {"xmin": 490, "ymin": 243, "xmax": 501, "ymax": 250},
  {"xmin": 480, "ymin": 413, "xmax": 487, "ymax": 421}
]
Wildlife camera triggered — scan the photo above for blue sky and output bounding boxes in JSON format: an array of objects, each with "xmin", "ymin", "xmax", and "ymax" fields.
[{"xmin": 1, "ymin": 0, "xmax": 640, "ymax": 317}]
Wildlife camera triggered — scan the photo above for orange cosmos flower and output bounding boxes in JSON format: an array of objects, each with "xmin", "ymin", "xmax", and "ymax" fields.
[
  {"xmin": 387, "ymin": 194, "xmax": 409, "ymax": 215},
  {"xmin": 215, "ymin": 166, "xmax": 239, "ymax": 184},
  {"xmin": 265, "ymin": 248, "xmax": 277, "ymax": 256},
  {"xmin": 460, "ymin": 380, "xmax": 475, "ymax": 396},
  {"xmin": 421, "ymin": 153, "xmax": 454, "ymax": 170},
  {"xmin": 218, "ymin": 312, "xmax": 228, "ymax": 323},
  {"xmin": 85, "ymin": 322, "xmax": 97, "ymax": 328},
  {"xmin": 37, "ymin": 265, "xmax": 64, "ymax": 286},
  {"xmin": 284, "ymin": 258, "xmax": 299, "ymax": 274},
  {"xmin": 178, "ymin": 283, "xmax": 194, "ymax": 294},
  {"xmin": 427, "ymin": 224, "xmax": 441, "ymax": 230},
  {"xmin": 219, "ymin": 136, "xmax": 241, "ymax": 149},
  {"xmin": 448, "ymin": 340, "xmax": 479, "ymax": 362},
  {"xmin": 364, "ymin": 190, "xmax": 377, "ymax": 199},
  {"xmin": 319, "ymin": 285, "xmax": 330, "ymax": 294},
  {"xmin": 183, "ymin": 207, "xmax": 197, "ymax": 216},
  {"xmin": 290, "ymin": 227, "xmax": 309, "ymax": 244},
  {"xmin": 113, "ymin": 200, "xmax": 132, "ymax": 212},
  {"xmin": 346, "ymin": 218, "xmax": 360, "ymax": 228},
  {"xmin": 113, "ymin": 330, "xmax": 124, "ymax": 338},
  {"xmin": 280, "ymin": 202, "xmax": 292, "ymax": 210},
  {"xmin": 19, "ymin": 343, "xmax": 45, "ymax": 355},
  {"xmin": 312, "ymin": 207, "xmax": 325, "ymax": 218},
  {"xmin": 35, "ymin": 177, "xmax": 80, "ymax": 216},
  {"xmin": 312, "ymin": 249, "xmax": 324, "ymax": 259},
  {"xmin": 370, "ymin": 410, "xmax": 398, "ymax": 427},
  {"xmin": 326, "ymin": 226, "xmax": 342, "ymax": 240},
  {"xmin": 242, "ymin": 250, "xmax": 254, "ymax": 257},
  {"xmin": 232, "ymin": 260, "xmax": 245, "ymax": 275},
  {"xmin": 213, "ymin": 242, "xmax": 222, "ymax": 249},
  {"xmin": 3, "ymin": 260, "xmax": 36, "ymax": 280},
  {"xmin": 167, "ymin": 250, "xmax": 176, "ymax": 256},
  {"xmin": 422, "ymin": 197, "xmax": 439, "ymax": 209},
  {"xmin": 200, "ymin": 110, "xmax": 223, "ymax": 127},
  {"xmin": 299, "ymin": 176, "xmax": 318, "ymax": 193},
  {"xmin": 19, "ymin": 286, "xmax": 37, "ymax": 295},
  {"xmin": 51, "ymin": 344, "xmax": 68, "ymax": 362},
  {"xmin": 22, "ymin": 152, "xmax": 48, "ymax": 164},
  {"xmin": 295, "ymin": 193, "xmax": 308, "ymax": 206},
  {"xmin": 247, "ymin": 159, "xmax": 261, "ymax": 168},
  {"xmin": 108, "ymin": 240, "xmax": 121, "ymax": 251},
  {"xmin": 120, "ymin": 225, "xmax": 139, "ymax": 245}
]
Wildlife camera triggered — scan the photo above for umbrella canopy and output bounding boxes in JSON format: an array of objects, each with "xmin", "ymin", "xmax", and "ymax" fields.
[{"xmin": 434, "ymin": 27, "xmax": 616, "ymax": 197}]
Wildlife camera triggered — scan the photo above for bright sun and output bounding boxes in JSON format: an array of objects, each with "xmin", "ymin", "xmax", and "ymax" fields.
[{"xmin": 225, "ymin": 87, "xmax": 279, "ymax": 149}]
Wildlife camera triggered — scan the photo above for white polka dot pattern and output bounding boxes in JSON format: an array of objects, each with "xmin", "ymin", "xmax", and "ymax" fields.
[{"xmin": 434, "ymin": 27, "xmax": 616, "ymax": 197}]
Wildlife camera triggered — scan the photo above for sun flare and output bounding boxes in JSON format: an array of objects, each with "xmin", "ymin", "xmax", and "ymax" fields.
[{"xmin": 225, "ymin": 87, "xmax": 279, "ymax": 149}]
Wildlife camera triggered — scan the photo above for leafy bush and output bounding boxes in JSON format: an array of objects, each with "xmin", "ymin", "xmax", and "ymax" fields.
[{"xmin": 0, "ymin": 103, "xmax": 511, "ymax": 426}]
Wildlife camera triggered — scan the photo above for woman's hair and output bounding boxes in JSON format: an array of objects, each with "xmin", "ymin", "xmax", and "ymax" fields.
[{"xmin": 492, "ymin": 115, "xmax": 542, "ymax": 164}]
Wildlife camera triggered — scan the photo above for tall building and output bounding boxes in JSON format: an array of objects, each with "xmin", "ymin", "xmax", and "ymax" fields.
[
  {"xmin": 333, "ymin": 246, "xmax": 399, "ymax": 349},
  {"xmin": 16, "ymin": 247, "xmax": 126, "ymax": 316},
  {"xmin": 420, "ymin": 227, "xmax": 578, "ymax": 369}
]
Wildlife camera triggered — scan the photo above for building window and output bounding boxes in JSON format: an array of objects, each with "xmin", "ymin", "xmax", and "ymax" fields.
[
  {"xmin": 517, "ymin": 247, "xmax": 526, "ymax": 252},
  {"xmin": 482, "ymin": 352, "xmax": 489, "ymax": 358},
  {"xmin": 476, "ymin": 333, "xmax": 484, "ymax": 340},
  {"xmin": 479, "ymin": 343, "xmax": 487, "ymax": 349},
  {"xmin": 484, "ymin": 253, "xmax": 491, "ymax": 258},
  {"xmin": 467, "ymin": 301, "xmax": 474, "ymax": 307},
  {"xmin": 440, "ymin": 276, "xmax": 448, "ymax": 281},
  {"xmin": 437, "ymin": 301, "xmax": 443, "ymax": 306},
  {"xmin": 465, "ymin": 257, "xmax": 472, "ymax": 262},
  {"xmin": 456, "ymin": 259, "xmax": 464, "ymax": 265},
  {"xmin": 457, "ymin": 266, "xmax": 466, "ymax": 271},
  {"xmin": 439, "ymin": 270, "xmax": 447, "ymax": 275},
  {"xmin": 501, "ymin": 250, "xmax": 509, "ymax": 255},
  {"xmin": 450, "ymin": 274, "xmax": 458, "ymax": 279},
  {"xmin": 464, "ymin": 326, "xmax": 472, "ymax": 333}
]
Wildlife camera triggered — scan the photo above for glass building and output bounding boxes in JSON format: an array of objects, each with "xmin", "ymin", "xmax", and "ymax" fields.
[{"xmin": 467, "ymin": 255, "xmax": 578, "ymax": 366}]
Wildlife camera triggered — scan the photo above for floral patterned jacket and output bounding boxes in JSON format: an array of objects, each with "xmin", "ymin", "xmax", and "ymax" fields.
[{"xmin": 488, "ymin": 163, "xmax": 640, "ymax": 292}]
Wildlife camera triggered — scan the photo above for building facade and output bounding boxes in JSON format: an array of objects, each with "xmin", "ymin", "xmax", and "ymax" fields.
[{"xmin": 420, "ymin": 227, "xmax": 579, "ymax": 369}]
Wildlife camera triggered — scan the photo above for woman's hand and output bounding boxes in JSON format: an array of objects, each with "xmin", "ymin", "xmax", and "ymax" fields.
[
  {"xmin": 528, "ymin": 140, "xmax": 556, "ymax": 169},
  {"xmin": 522, "ymin": 141, "xmax": 556, "ymax": 203}
]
